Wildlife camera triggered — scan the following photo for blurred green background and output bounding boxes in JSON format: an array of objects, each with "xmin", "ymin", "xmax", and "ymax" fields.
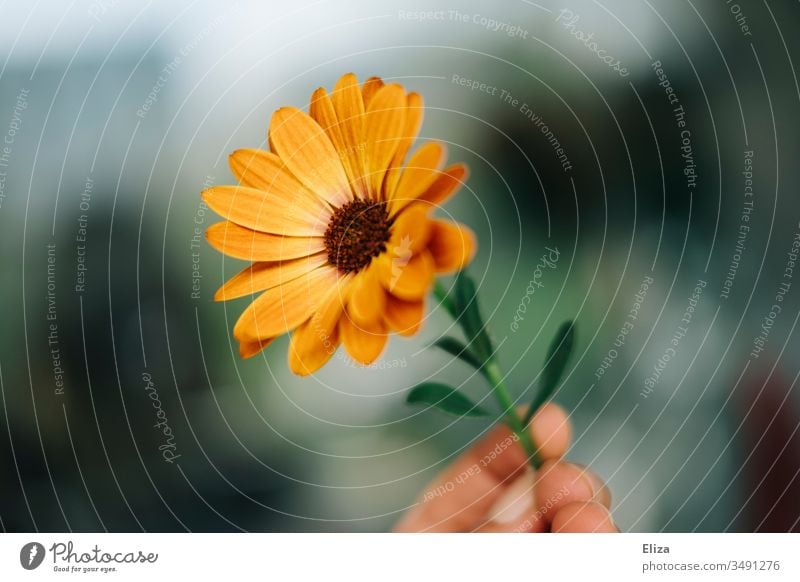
[{"xmin": 1, "ymin": 0, "xmax": 799, "ymax": 532}]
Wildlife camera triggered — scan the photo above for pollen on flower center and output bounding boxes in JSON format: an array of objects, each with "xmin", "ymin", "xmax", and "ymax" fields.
[{"xmin": 324, "ymin": 199, "xmax": 392, "ymax": 273}]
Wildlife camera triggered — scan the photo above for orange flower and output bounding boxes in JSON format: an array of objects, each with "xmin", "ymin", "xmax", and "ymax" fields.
[{"xmin": 204, "ymin": 73, "xmax": 475, "ymax": 375}]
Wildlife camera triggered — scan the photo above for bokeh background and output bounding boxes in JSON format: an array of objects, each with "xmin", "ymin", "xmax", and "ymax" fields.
[{"xmin": 1, "ymin": 0, "xmax": 799, "ymax": 532}]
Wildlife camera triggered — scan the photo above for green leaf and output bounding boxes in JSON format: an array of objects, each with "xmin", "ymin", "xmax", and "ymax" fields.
[
  {"xmin": 523, "ymin": 321, "xmax": 576, "ymax": 426},
  {"xmin": 453, "ymin": 272, "xmax": 494, "ymax": 361},
  {"xmin": 433, "ymin": 337, "xmax": 484, "ymax": 371},
  {"xmin": 406, "ymin": 382, "xmax": 491, "ymax": 417}
]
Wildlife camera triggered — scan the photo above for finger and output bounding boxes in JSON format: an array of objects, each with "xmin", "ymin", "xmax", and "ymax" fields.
[
  {"xmin": 479, "ymin": 459, "xmax": 612, "ymax": 532},
  {"xmin": 477, "ymin": 404, "xmax": 573, "ymax": 531},
  {"xmin": 456, "ymin": 403, "xmax": 574, "ymax": 485},
  {"xmin": 519, "ymin": 460, "xmax": 610, "ymax": 529},
  {"xmin": 551, "ymin": 501, "xmax": 618, "ymax": 533},
  {"xmin": 574, "ymin": 463, "xmax": 612, "ymax": 508},
  {"xmin": 393, "ymin": 406, "xmax": 575, "ymax": 532},
  {"xmin": 393, "ymin": 423, "xmax": 523, "ymax": 532},
  {"xmin": 528, "ymin": 403, "xmax": 571, "ymax": 461}
]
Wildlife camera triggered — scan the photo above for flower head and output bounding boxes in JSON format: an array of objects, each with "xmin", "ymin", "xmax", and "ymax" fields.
[{"xmin": 204, "ymin": 73, "xmax": 475, "ymax": 375}]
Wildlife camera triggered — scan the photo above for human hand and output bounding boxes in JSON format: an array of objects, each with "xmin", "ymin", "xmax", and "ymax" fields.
[{"xmin": 394, "ymin": 403, "xmax": 617, "ymax": 532}]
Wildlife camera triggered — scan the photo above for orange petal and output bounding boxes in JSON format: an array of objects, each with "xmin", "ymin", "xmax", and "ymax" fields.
[
  {"xmin": 239, "ymin": 338, "xmax": 274, "ymax": 359},
  {"xmin": 228, "ymin": 149, "xmax": 324, "ymax": 212},
  {"xmin": 388, "ymin": 141, "xmax": 446, "ymax": 214},
  {"xmin": 331, "ymin": 74, "xmax": 369, "ymax": 198},
  {"xmin": 389, "ymin": 203, "xmax": 431, "ymax": 254},
  {"xmin": 310, "ymin": 86, "xmax": 366, "ymax": 200},
  {"xmin": 309, "ymin": 86, "xmax": 338, "ymax": 132},
  {"xmin": 361, "ymin": 76, "xmax": 384, "ymax": 108},
  {"xmin": 347, "ymin": 263, "xmax": 385, "ymax": 326},
  {"xmin": 384, "ymin": 295, "xmax": 425, "ymax": 336},
  {"xmin": 377, "ymin": 248, "xmax": 435, "ymax": 301},
  {"xmin": 362, "ymin": 84, "xmax": 406, "ymax": 199},
  {"xmin": 288, "ymin": 319, "xmax": 340, "ymax": 376},
  {"xmin": 214, "ymin": 254, "xmax": 328, "ymax": 301},
  {"xmin": 340, "ymin": 316, "xmax": 388, "ymax": 364},
  {"xmin": 206, "ymin": 221, "xmax": 324, "ymax": 261},
  {"xmin": 384, "ymin": 92, "xmax": 424, "ymax": 198},
  {"xmin": 428, "ymin": 220, "xmax": 477, "ymax": 273},
  {"xmin": 287, "ymin": 277, "xmax": 351, "ymax": 375},
  {"xmin": 202, "ymin": 185, "xmax": 328, "ymax": 236},
  {"xmin": 233, "ymin": 265, "xmax": 338, "ymax": 341},
  {"xmin": 393, "ymin": 92, "xmax": 423, "ymax": 165},
  {"xmin": 268, "ymin": 107, "xmax": 351, "ymax": 206},
  {"xmin": 417, "ymin": 163, "xmax": 469, "ymax": 207}
]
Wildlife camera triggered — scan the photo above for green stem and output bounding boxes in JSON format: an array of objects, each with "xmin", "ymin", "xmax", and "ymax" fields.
[
  {"xmin": 484, "ymin": 359, "xmax": 543, "ymax": 470},
  {"xmin": 433, "ymin": 280, "xmax": 457, "ymax": 319},
  {"xmin": 433, "ymin": 277, "xmax": 542, "ymax": 470}
]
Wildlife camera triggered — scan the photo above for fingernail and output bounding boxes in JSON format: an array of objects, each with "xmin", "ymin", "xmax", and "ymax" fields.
[{"xmin": 488, "ymin": 469, "xmax": 535, "ymax": 524}]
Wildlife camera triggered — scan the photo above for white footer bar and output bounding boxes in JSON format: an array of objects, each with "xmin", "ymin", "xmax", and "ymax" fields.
[{"xmin": 1, "ymin": 533, "xmax": 796, "ymax": 581}]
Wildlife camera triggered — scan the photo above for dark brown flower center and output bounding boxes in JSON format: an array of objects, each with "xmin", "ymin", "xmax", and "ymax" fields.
[{"xmin": 324, "ymin": 199, "xmax": 392, "ymax": 273}]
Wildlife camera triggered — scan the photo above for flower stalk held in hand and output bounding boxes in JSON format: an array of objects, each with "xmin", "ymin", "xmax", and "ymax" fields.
[{"xmin": 203, "ymin": 73, "xmax": 575, "ymax": 470}]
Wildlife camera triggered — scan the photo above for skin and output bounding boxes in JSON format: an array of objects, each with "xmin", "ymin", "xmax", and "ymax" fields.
[{"xmin": 394, "ymin": 403, "xmax": 617, "ymax": 533}]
